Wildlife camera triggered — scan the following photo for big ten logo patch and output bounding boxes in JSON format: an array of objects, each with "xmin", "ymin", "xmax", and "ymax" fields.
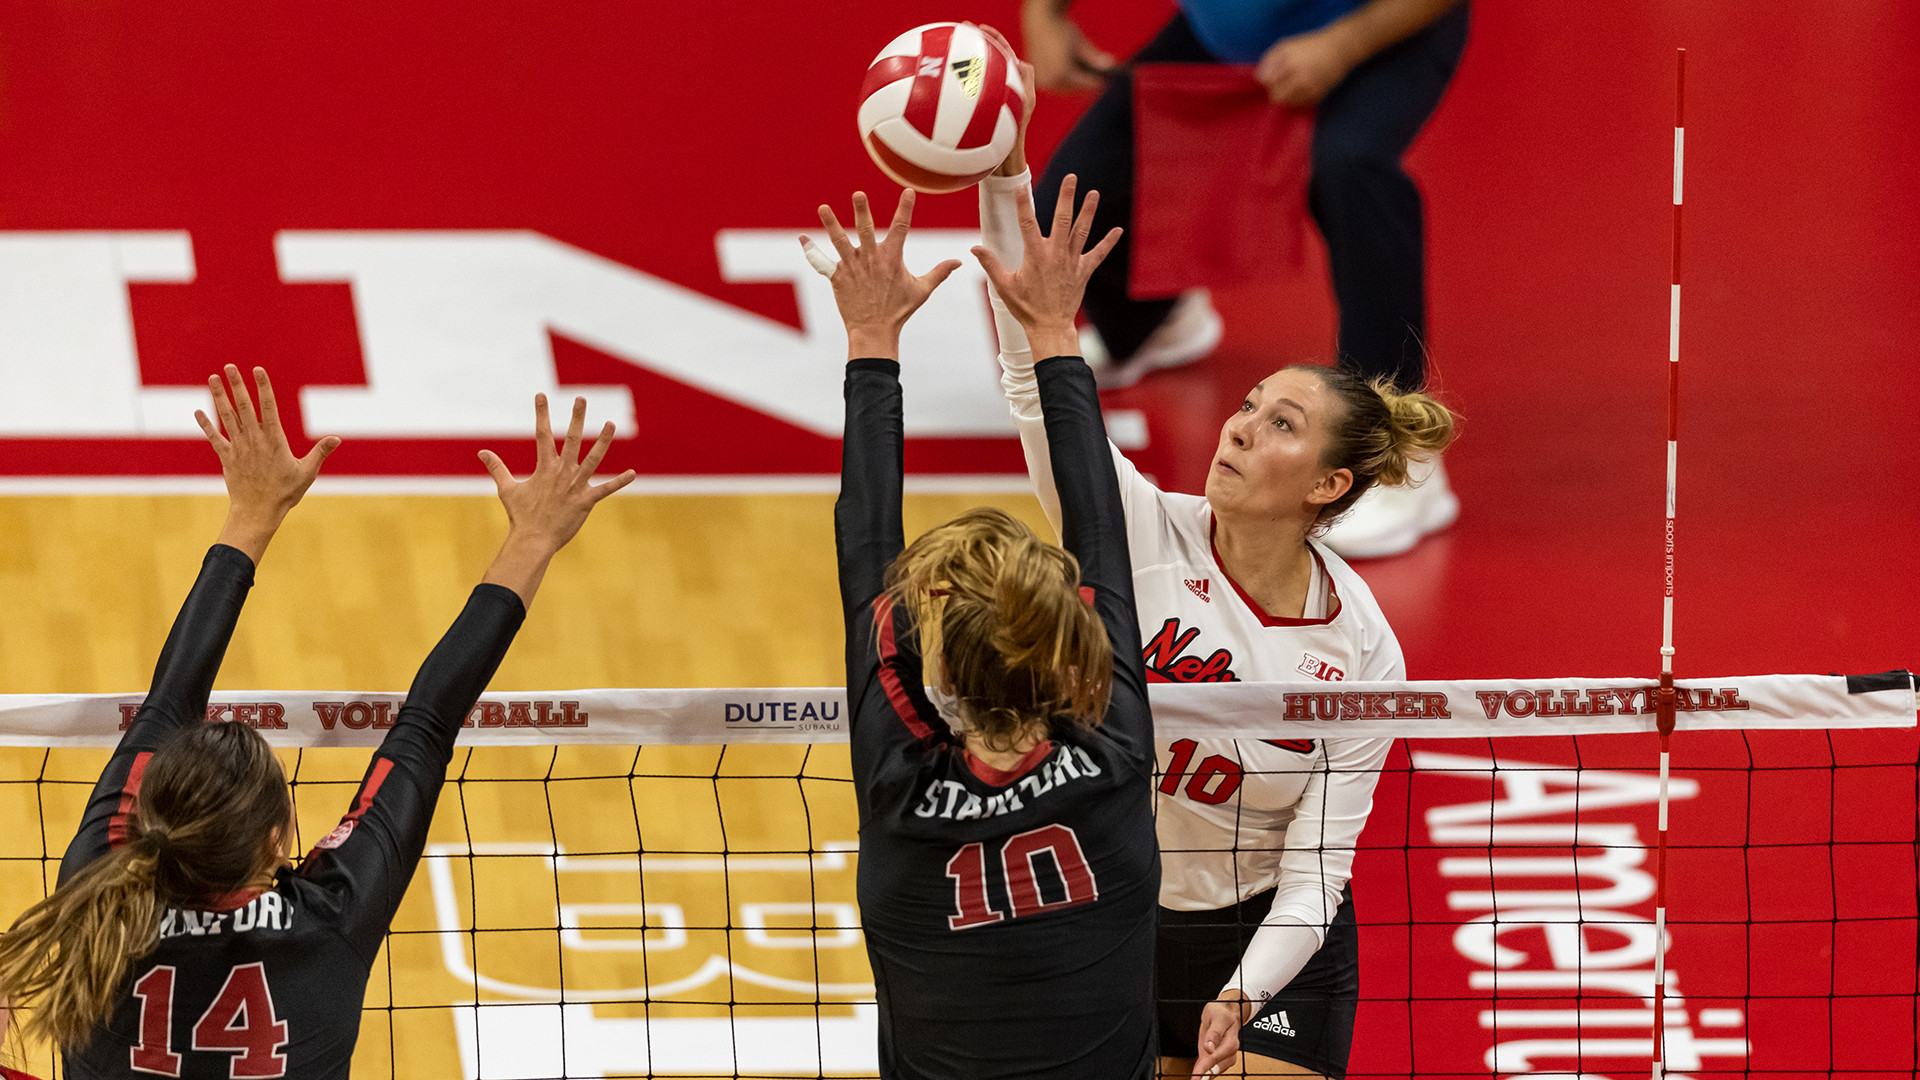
[
  {"xmin": 1296, "ymin": 652, "xmax": 1344, "ymax": 681},
  {"xmin": 119, "ymin": 702, "xmax": 287, "ymax": 730}
]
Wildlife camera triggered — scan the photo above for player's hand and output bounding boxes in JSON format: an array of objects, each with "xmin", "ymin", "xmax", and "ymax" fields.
[
  {"xmin": 1256, "ymin": 27, "xmax": 1356, "ymax": 105},
  {"xmin": 1190, "ymin": 992, "xmax": 1254, "ymax": 1079},
  {"xmin": 481, "ymin": 395, "xmax": 634, "ymax": 552},
  {"xmin": 801, "ymin": 189, "xmax": 962, "ymax": 361},
  {"xmin": 198, "ymin": 364, "xmax": 340, "ymax": 564},
  {"xmin": 1021, "ymin": 2, "xmax": 1114, "ymax": 93},
  {"xmin": 478, "ymin": 395, "xmax": 635, "ymax": 607},
  {"xmin": 979, "ymin": 25, "xmax": 1037, "ymax": 179},
  {"xmin": 969, "ymin": 173, "xmax": 1122, "ymax": 360}
]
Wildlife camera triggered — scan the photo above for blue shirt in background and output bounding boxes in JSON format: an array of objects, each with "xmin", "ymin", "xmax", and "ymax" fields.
[{"xmin": 1178, "ymin": 0, "xmax": 1365, "ymax": 63}]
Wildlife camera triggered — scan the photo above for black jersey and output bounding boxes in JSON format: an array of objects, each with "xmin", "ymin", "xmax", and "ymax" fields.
[
  {"xmin": 836, "ymin": 356, "xmax": 1159, "ymax": 1080},
  {"xmin": 60, "ymin": 544, "xmax": 525, "ymax": 1080}
]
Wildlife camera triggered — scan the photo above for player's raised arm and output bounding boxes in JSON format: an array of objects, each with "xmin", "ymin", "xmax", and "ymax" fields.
[
  {"xmin": 304, "ymin": 395, "xmax": 633, "ymax": 956},
  {"xmin": 59, "ymin": 365, "xmax": 337, "ymax": 883},
  {"xmin": 970, "ymin": 174, "xmax": 1149, "ymax": 748},
  {"xmin": 810, "ymin": 188, "xmax": 964, "ymax": 784},
  {"xmin": 5, "ymin": 366, "xmax": 333, "ymax": 1062},
  {"xmin": 808, "ymin": 189, "xmax": 961, "ymax": 617}
]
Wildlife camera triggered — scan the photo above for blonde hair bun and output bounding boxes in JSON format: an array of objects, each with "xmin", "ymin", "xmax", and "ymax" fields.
[{"xmin": 1371, "ymin": 381, "xmax": 1458, "ymax": 488}]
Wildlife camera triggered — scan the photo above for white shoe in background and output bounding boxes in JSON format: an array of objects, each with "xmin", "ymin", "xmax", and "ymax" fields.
[
  {"xmin": 1081, "ymin": 289, "xmax": 1224, "ymax": 390},
  {"xmin": 1319, "ymin": 455, "xmax": 1460, "ymax": 559}
]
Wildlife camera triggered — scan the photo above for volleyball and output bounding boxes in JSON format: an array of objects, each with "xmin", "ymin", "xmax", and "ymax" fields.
[{"xmin": 858, "ymin": 22, "xmax": 1028, "ymax": 194}]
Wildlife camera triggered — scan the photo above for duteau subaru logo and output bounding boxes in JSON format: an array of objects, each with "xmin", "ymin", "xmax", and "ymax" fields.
[{"xmin": 724, "ymin": 699, "xmax": 842, "ymax": 734}]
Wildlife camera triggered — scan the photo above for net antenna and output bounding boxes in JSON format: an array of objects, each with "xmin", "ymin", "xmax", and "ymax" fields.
[{"xmin": 1651, "ymin": 45, "xmax": 1686, "ymax": 1080}]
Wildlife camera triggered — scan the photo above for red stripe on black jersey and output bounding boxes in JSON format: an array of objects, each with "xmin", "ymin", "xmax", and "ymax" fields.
[
  {"xmin": 872, "ymin": 596, "xmax": 934, "ymax": 741},
  {"xmin": 352, "ymin": 758, "xmax": 394, "ymax": 818},
  {"xmin": 107, "ymin": 751, "xmax": 154, "ymax": 848},
  {"xmin": 307, "ymin": 756, "xmax": 395, "ymax": 858}
]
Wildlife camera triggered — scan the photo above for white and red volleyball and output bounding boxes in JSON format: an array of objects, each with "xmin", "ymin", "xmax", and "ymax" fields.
[{"xmin": 858, "ymin": 22, "xmax": 1027, "ymax": 194}]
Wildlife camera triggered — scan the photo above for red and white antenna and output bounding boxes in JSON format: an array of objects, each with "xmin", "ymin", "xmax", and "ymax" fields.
[{"xmin": 1651, "ymin": 45, "xmax": 1686, "ymax": 1080}]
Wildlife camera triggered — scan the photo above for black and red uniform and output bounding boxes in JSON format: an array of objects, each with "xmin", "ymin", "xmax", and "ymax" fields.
[
  {"xmin": 838, "ymin": 355, "xmax": 1159, "ymax": 1080},
  {"xmin": 60, "ymin": 543, "xmax": 524, "ymax": 1079}
]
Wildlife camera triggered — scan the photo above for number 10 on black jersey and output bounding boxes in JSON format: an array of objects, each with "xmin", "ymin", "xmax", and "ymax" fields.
[{"xmin": 945, "ymin": 824, "xmax": 1101, "ymax": 930}]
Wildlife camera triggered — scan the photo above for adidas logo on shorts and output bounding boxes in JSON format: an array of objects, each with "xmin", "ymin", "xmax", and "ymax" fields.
[{"xmin": 1250, "ymin": 1010, "xmax": 1297, "ymax": 1038}]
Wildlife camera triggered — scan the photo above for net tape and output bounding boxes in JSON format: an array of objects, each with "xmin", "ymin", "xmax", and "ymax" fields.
[{"xmin": 1, "ymin": 671, "xmax": 1911, "ymax": 747}]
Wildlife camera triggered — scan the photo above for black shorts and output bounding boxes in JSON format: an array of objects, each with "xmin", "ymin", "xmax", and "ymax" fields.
[{"xmin": 1156, "ymin": 887, "xmax": 1359, "ymax": 1079}]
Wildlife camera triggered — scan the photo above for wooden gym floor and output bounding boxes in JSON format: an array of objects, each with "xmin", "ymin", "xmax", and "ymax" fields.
[{"xmin": 1, "ymin": 492, "xmax": 1051, "ymax": 1079}]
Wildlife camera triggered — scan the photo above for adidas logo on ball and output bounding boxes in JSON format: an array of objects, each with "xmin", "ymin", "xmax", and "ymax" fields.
[{"xmin": 859, "ymin": 23, "xmax": 1028, "ymax": 193}]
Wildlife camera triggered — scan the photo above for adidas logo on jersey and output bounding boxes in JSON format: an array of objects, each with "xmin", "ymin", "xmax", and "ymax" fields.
[
  {"xmin": 1250, "ymin": 1010, "xmax": 1297, "ymax": 1038},
  {"xmin": 1184, "ymin": 578, "xmax": 1210, "ymax": 602}
]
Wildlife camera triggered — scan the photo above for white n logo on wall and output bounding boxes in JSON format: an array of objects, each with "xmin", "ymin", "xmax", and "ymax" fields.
[{"xmin": 0, "ymin": 230, "xmax": 1011, "ymax": 439}]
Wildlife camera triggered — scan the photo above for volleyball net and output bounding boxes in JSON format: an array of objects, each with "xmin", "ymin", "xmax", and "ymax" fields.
[{"xmin": 0, "ymin": 673, "xmax": 1914, "ymax": 1079}]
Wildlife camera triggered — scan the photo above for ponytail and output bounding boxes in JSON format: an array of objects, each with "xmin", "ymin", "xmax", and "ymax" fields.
[
  {"xmin": 1297, "ymin": 366, "xmax": 1458, "ymax": 525},
  {"xmin": 886, "ymin": 507, "xmax": 1111, "ymax": 751},
  {"xmin": 0, "ymin": 834, "xmax": 166, "ymax": 1051},
  {"xmin": 0, "ymin": 721, "xmax": 291, "ymax": 1054}
]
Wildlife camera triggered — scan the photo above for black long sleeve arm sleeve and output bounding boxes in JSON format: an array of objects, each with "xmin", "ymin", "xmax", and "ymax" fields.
[
  {"xmin": 60, "ymin": 544, "xmax": 257, "ymax": 884},
  {"xmin": 299, "ymin": 583, "xmax": 526, "ymax": 958},
  {"xmin": 835, "ymin": 358, "xmax": 909, "ymax": 624},
  {"xmin": 836, "ymin": 359, "xmax": 952, "ymax": 810},
  {"xmin": 1034, "ymin": 355, "xmax": 1152, "ymax": 763}
]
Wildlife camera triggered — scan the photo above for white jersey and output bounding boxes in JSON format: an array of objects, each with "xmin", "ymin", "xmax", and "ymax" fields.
[
  {"xmin": 979, "ymin": 170, "xmax": 1400, "ymax": 1000},
  {"xmin": 1020, "ymin": 435, "xmax": 1400, "ymax": 929}
]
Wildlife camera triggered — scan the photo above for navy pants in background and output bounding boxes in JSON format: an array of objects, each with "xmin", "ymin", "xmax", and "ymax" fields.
[{"xmin": 1037, "ymin": 4, "xmax": 1469, "ymax": 390}]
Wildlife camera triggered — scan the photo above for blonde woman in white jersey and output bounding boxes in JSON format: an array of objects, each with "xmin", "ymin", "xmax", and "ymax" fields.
[{"xmin": 973, "ymin": 40, "xmax": 1456, "ymax": 1080}]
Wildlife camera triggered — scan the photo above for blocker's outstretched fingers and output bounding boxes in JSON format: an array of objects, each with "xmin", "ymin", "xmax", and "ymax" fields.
[
  {"xmin": 1071, "ymin": 189, "xmax": 1101, "ymax": 250},
  {"xmin": 222, "ymin": 363, "xmax": 257, "ymax": 428},
  {"xmin": 300, "ymin": 435, "xmax": 342, "ymax": 474},
  {"xmin": 562, "ymin": 396, "xmax": 587, "ymax": 464},
  {"xmin": 580, "ymin": 420, "xmax": 617, "ymax": 475},
  {"xmin": 852, "ymin": 190, "xmax": 877, "ymax": 247},
  {"xmin": 195, "ymin": 409, "xmax": 230, "ymax": 456},
  {"xmin": 1052, "ymin": 173, "xmax": 1079, "ymax": 233},
  {"xmin": 252, "ymin": 367, "xmax": 286, "ymax": 438},
  {"xmin": 1013, "ymin": 183, "xmax": 1043, "ymax": 242},
  {"xmin": 887, "ymin": 188, "xmax": 918, "ymax": 244},
  {"xmin": 970, "ymin": 245, "xmax": 1010, "ymax": 292},
  {"xmin": 1085, "ymin": 227, "xmax": 1124, "ymax": 271},
  {"xmin": 207, "ymin": 374, "xmax": 240, "ymax": 439},
  {"xmin": 798, "ymin": 235, "xmax": 841, "ymax": 278},
  {"xmin": 917, "ymin": 258, "xmax": 963, "ymax": 293},
  {"xmin": 817, "ymin": 204, "xmax": 856, "ymax": 259},
  {"xmin": 478, "ymin": 449, "xmax": 517, "ymax": 494},
  {"xmin": 588, "ymin": 468, "xmax": 637, "ymax": 504},
  {"xmin": 533, "ymin": 393, "xmax": 556, "ymax": 464}
]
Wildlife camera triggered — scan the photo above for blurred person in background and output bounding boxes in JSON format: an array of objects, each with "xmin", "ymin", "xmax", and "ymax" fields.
[{"xmin": 1022, "ymin": 0, "xmax": 1468, "ymax": 558}]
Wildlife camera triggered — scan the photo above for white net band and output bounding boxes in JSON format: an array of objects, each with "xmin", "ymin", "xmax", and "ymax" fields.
[{"xmin": 3, "ymin": 671, "xmax": 1910, "ymax": 747}]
